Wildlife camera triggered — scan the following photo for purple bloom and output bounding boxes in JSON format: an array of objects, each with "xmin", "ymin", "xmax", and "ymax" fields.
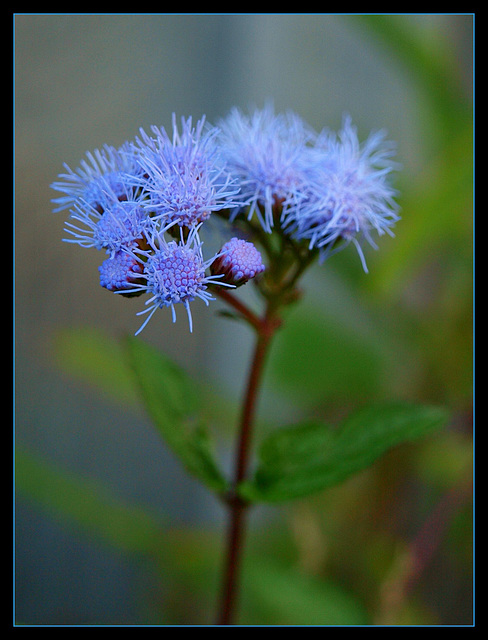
[
  {"xmin": 120, "ymin": 225, "xmax": 234, "ymax": 334},
  {"xmin": 99, "ymin": 250, "xmax": 144, "ymax": 292},
  {"xmin": 52, "ymin": 107, "xmax": 401, "ymax": 334},
  {"xmin": 217, "ymin": 105, "xmax": 316, "ymax": 233},
  {"xmin": 63, "ymin": 186, "xmax": 154, "ymax": 256},
  {"xmin": 287, "ymin": 116, "xmax": 400, "ymax": 271},
  {"xmin": 211, "ymin": 237, "xmax": 265, "ymax": 286},
  {"xmin": 132, "ymin": 114, "xmax": 241, "ymax": 229},
  {"xmin": 51, "ymin": 142, "xmax": 144, "ymax": 214}
]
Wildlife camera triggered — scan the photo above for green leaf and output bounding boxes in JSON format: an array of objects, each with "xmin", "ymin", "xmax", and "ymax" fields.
[
  {"xmin": 269, "ymin": 301, "xmax": 386, "ymax": 405},
  {"xmin": 15, "ymin": 448, "xmax": 163, "ymax": 555},
  {"xmin": 52, "ymin": 326, "xmax": 141, "ymax": 408},
  {"xmin": 240, "ymin": 403, "xmax": 449, "ymax": 503},
  {"xmin": 124, "ymin": 336, "xmax": 228, "ymax": 494},
  {"xmin": 241, "ymin": 559, "xmax": 369, "ymax": 625},
  {"xmin": 53, "ymin": 326, "xmax": 238, "ymax": 437}
]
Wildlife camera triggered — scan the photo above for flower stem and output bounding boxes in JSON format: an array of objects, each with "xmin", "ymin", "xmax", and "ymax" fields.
[
  {"xmin": 213, "ymin": 288, "xmax": 262, "ymax": 332},
  {"xmin": 217, "ymin": 302, "xmax": 280, "ymax": 625}
]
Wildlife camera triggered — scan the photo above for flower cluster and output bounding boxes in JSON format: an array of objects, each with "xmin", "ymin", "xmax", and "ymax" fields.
[
  {"xmin": 218, "ymin": 106, "xmax": 400, "ymax": 272},
  {"xmin": 282, "ymin": 115, "xmax": 400, "ymax": 272},
  {"xmin": 52, "ymin": 106, "xmax": 399, "ymax": 333}
]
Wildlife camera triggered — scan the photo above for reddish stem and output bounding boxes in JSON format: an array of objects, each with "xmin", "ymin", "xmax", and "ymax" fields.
[
  {"xmin": 214, "ymin": 288, "xmax": 262, "ymax": 332},
  {"xmin": 216, "ymin": 303, "xmax": 280, "ymax": 625}
]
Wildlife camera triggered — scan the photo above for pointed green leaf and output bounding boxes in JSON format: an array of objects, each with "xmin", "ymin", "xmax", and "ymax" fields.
[
  {"xmin": 124, "ymin": 336, "xmax": 228, "ymax": 494},
  {"xmin": 125, "ymin": 335, "xmax": 198, "ymax": 422},
  {"xmin": 241, "ymin": 403, "xmax": 449, "ymax": 503}
]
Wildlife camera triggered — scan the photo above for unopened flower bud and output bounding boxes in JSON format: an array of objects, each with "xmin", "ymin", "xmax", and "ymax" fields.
[
  {"xmin": 99, "ymin": 250, "xmax": 144, "ymax": 294},
  {"xmin": 211, "ymin": 237, "xmax": 265, "ymax": 286}
]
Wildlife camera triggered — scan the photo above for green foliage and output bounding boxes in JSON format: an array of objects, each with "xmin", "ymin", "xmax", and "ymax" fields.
[
  {"xmin": 269, "ymin": 298, "xmax": 389, "ymax": 405},
  {"xmin": 53, "ymin": 326, "xmax": 140, "ymax": 408},
  {"xmin": 353, "ymin": 15, "xmax": 471, "ymax": 139},
  {"xmin": 16, "ymin": 448, "xmax": 164, "ymax": 555},
  {"xmin": 368, "ymin": 122, "xmax": 473, "ymax": 299},
  {"xmin": 52, "ymin": 327, "xmax": 229, "ymax": 494},
  {"xmin": 241, "ymin": 559, "xmax": 369, "ymax": 625},
  {"xmin": 15, "ymin": 445, "xmax": 374, "ymax": 624},
  {"xmin": 124, "ymin": 336, "xmax": 229, "ymax": 495},
  {"xmin": 49, "ymin": 327, "xmax": 451, "ymax": 506},
  {"xmin": 240, "ymin": 403, "xmax": 449, "ymax": 503}
]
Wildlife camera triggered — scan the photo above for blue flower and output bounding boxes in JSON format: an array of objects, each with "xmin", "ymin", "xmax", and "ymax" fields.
[
  {"xmin": 63, "ymin": 183, "xmax": 154, "ymax": 256},
  {"xmin": 120, "ymin": 225, "xmax": 234, "ymax": 334},
  {"xmin": 132, "ymin": 114, "xmax": 241, "ymax": 229},
  {"xmin": 211, "ymin": 237, "xmax": 265, "ymax": 286},
  {"xmin": 287, "ymin": 116, "xmax": 400, "ymax": 271},
  {"xmin": 99, "ymin": 250, "xmax": 144, "ymax": 292},
  {"xmin": 51, "ymin": 142, "xmax": 144, "ymax": 214},
  {"xmin": 217, "ymin": 105, "xmax": 315, "ymax": 233},
  {"xmin": 52, "ymin": 108, "xmax": 401, "ymax": 334}
]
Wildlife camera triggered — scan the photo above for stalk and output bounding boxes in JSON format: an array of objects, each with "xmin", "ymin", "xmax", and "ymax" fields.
[{"xmin": 216, "ymin": 302, "xmax": 280, "ymax": 625}]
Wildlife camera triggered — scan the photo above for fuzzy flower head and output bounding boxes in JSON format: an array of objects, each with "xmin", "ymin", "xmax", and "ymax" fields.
[
  {"xmin": 63, "ymin": 186, "xmax": 153, "ymax": 256},
  {"xmin": 211, "ymin": 237, "xmax": 265, "ymax": 286},
  {"xmin": 51, "ymin": 142, "xmax": 144, "ymax": 214},
  {"xmin": 121, "ymin": 225, "xmax": 234, "ymax": 334},
  {"xmin": 289, "ymin": 116, "xmax": 400, "ymax": 271},
  {"xmin": 98, "ymin": 250, "xmax": 144, "ymax": 293},
  {"xmin": 217, "ymin": 105, "xmax": 315, "ymax": 233},
  {"xmin": 133, "ymin": 115, "xmax": 241, "ymax": 229}
]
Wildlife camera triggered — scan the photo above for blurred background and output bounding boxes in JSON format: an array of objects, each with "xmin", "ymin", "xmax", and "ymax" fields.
[{"xmin": 14, "ymin": 14, "xmax": 473, "ymax": 625}]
